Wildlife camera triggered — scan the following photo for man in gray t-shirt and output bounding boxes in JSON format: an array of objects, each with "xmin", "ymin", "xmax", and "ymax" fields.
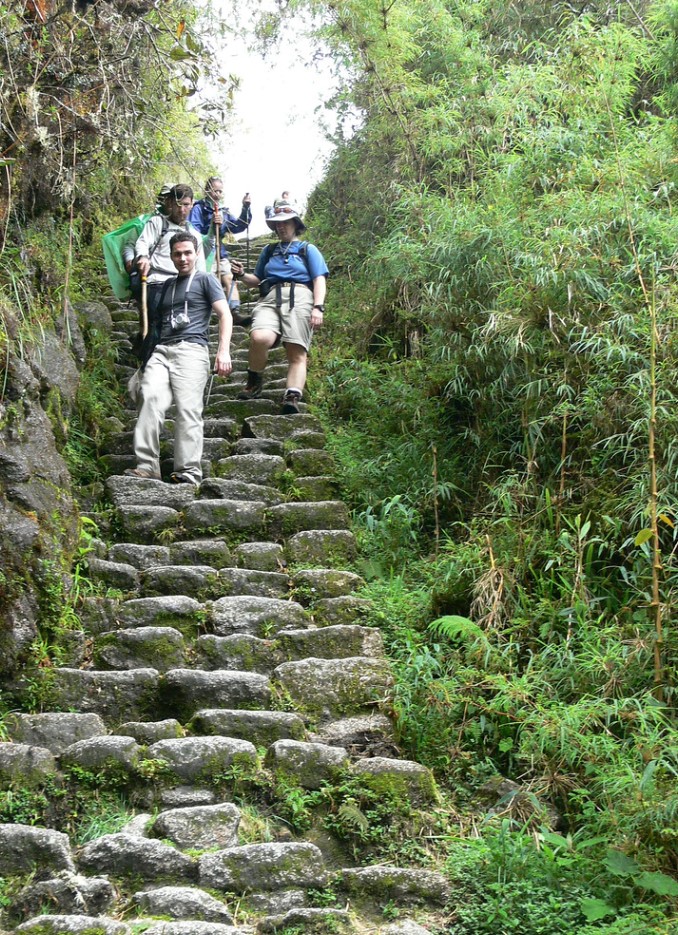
[{"xmin": 126, "ymin": 232, "xmax": 233, "ymax": 486}]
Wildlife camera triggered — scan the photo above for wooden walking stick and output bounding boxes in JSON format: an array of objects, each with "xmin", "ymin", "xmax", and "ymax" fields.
[{"xmin": 141, "ymin": 275, "xmax": 148, "ymax": 339}]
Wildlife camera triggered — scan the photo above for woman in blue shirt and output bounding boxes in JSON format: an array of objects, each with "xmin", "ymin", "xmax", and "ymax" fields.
[
  {"xmin": 230, "ymin": 201, "xmax": 328, "ymax": 414},
  {"xmin": 189, "ymin": 177, "xmax": 252, "ymax": 324}
]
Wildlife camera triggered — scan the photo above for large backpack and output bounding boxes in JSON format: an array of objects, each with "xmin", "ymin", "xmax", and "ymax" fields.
[
  {"xmin": 260, "ymin": 240, "xmax": 311, "ymax": 275},
  {"xmin": 102, "ymin": 215, "xmax": 213, "ymax": 300}
]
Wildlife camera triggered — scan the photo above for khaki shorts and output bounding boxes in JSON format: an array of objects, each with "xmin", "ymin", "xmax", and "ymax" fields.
[
  {"xmin": 251, "ymin": 284, "xmax": 313, "ymax": 350},
  {"xmin": 216, "ymin": 256, "xmax": 233, "ymax": 278}
]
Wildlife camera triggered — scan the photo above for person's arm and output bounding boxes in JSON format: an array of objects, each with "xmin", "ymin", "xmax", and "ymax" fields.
[
  {"xmin": 134, "ymin": 216, "xmax": 162, "ymax": 277},
  {"xmin": 212, "ymin": 299, "xmax": 233, "ymax": 376},
  {"xmin": 311, "ymin": 275, "xmax": 327, "ymax": 330},
  {"xmin": 230, "ymin": 258, "xmax": 260, "ymax": 288}
]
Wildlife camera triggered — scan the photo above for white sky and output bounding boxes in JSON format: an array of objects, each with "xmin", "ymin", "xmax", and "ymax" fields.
[{"xmin": 205, "ymin": 16, "xmax": 338, "ymax": 237}]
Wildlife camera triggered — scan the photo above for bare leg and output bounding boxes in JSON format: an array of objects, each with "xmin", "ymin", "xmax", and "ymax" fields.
[
  {"xmin": 284, "ymin": 342, "xmax": 308, "ymax": 392},
  {"xmin": 249, "ymin": 329, "xmax": 278, "ymax": 371}
]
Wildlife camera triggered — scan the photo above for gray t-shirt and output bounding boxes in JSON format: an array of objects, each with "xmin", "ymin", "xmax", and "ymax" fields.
[{"xmin": 157, "ymin": 271, "xmax": 225, "ymax": 347}]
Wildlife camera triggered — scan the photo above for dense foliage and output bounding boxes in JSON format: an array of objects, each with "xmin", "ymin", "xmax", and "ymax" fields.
[{"xmin": 239, "ymin": 0, "xmax": 678, "ymax": 930}]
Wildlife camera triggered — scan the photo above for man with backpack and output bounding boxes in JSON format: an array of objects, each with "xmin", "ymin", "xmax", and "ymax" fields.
[
  {"xmin": 135, "ymin": 183, "xmax": 207, "ymax": 312},
  {"xmin": 125, "ymin": 231, "xmax": 233, "ymax": 485}
]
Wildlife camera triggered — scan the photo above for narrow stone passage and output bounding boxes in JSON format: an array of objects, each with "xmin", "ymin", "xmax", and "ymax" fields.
[{"xmin": 0, "ymin": 270, "xmax": 450, "ymax": 935}]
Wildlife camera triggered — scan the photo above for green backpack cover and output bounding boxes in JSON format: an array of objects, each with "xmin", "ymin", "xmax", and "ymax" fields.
[
  {"xmin": 101, "ymin": 214, "xmax": 152, "ymax": 301},
  {"xmin": 102, "ymin": 215, "xmax": 215, "ymax": 301}
]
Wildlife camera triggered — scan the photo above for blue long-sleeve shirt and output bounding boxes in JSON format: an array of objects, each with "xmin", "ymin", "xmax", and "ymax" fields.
[{"xmin": 189, "ymin": 200, "xmax": 252, "ymax": 258}]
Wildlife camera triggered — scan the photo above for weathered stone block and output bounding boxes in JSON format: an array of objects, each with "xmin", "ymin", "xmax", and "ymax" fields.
[
  {"xmin": 277, "ymin": 625, "xmax": 384, "ymax": 661},
  {"xmin": 60, "ymin": 735, "xmax": 142, "ymax": 774},
  {"xmin": 191, "ymin": 709, "xmax": 306, "ymax": 746},
  {"xmin": 6, "ymin": 712, "xmax": 106, "ymax": 754},
  {"xmin": 338, "ymin": 865, "xmax": 450, "ymax": 904},
  {"xmin": 266, "ymin": 740, "xmax": 348, "ymax": 789},
  {"xmin": 0, "ymin": 742, "xmax": 57, "ymax": 788},
  {"xmin": 286, "ymin": 448, "xmax": 335, "ymax": 476},
  {"xmin": 115, "ymin": 596, "xmax": 205, "ymax": 635},
  {"xmin": 350, "ymin": 757, "xmax": 438, "ymax": 805},
  {"xmin": 107, "ymin": 543, "xmax": 171, "ymax": 569},
  {"xmin": 45, "ymin": 668, "xmax": 160, "ymax": 723},
  {"xmin": 292, "ymin": 476, "xmax": 339, "ymax": 501},
  {"xmin": 267, "ymin": 502, "xmax": 350, "ymax": 538},
  {"xmin": 292, "ymin": 569, "xmax": 364, "ymax": 602},
  {"xmin": 209, "ymin": 596, "xmax": 309, "ymax": 638},
  {"xmin": 286, "ymin": 530, "xmax": 356, "ymax": 566},
  {"xmin": 106, "ymin": 475, "xmax": 195, "ymax": 509},
  {"xmin": 118, "ymin": 504, "xmax": 180, "ymax": 543},
  {"xmin": 78, "ymin": 833, "xmax": 197, "ymax": 883},
  {"xmin": 183, "ymin": 499, "xmax": 266, "ymax": 536},
  {"xmin": 273, "ymin": 657, "xmax": 392, "ymax": 720},
  {"xmin": 216, "ymin": 567, "xmax": 290, "ymax": 599},
  {"xmin": 214, "ymin": 453, "xmax": 285, "ymax": 485},
  {"xmin": 233, "ymin": 541, "xmax": 285, "ymax": 571},
  {"xmin": 258, "ymin": 908, "xmax": 353, "ymax": 933},
  {"xmin": 94, "ymin": 626, "xmax": 186, "ymax": 672},
  {"xmin": 11, "ymin": 873, "xmax": 114, "ymax": 921},
  {"xmin": 160, "ymin": 669, "xmax": 271, "ymax": 718},
  {"xmin": 309, "ymin": 715, "xmax": 396, "ymax": 757},
  {"xmin": 118, "ymin": 719, "xmax": 184, "ymax": 743},
  {"xmin": 147, "ymin": 737, "xmax": 257, "ymax": 784},
  {"xmin": 133, "ymin": 885, "xmax": 233, "ymax": 923},
  {"xmin": 0, "ymin": 824, "xmax": 74, "ymax": 875},
  {"xmin": 86, "ymin": 556, "xmax": 139, "ymax": 592},
  {"xmin": 169, "ymin": 539, "xmax": 232, "ymax": 568},
  {"xmin": 15, "ymin": 917, "xmax": 129, "ymax": 934},
  {"xmin": 201, "ymin": 477, "xmax": 283, "ymax": 505},
  {"xmin": 313, "ymin": 596, "xmax": 373, "ymax": 627},
  {"xmin": 141, "ymin": 565, "xmax": 222, "ymax": 600},
  {"xmin": 199, "ymin": 842, "xmax": 326, "ymax": 892},
  {"xmin": 233, "ymin": 438, "xmax": 284, "ymax": 457},
  {"xmin": 194, "ymin": 634, "xmax": 282, "ymax": 674},
  {"xmin": 243, "ymin": 414, "xmax": 324, "ymax": 442},
  {"xmin": 150, "ymin": 803, "xmax": 241, "ymax": 850}
]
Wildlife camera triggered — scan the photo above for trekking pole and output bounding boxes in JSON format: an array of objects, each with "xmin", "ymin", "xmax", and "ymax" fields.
[
  {"xmin": 141, "ymin": 276, "xmax": 148, "ymax": 339},
  {"xmin": 214, "ymin": 212, "xmax": 222, "ymax": 281}
]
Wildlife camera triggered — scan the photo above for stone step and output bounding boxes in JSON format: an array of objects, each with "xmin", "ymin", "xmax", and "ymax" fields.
[
  {"xmin": 15, "ymin": 915, "xmax": 131, "ymax": 934},
  {"xmin": 159, "ymin": 669, "xmax": 272, "ymax": 719},
  {"xmin": 37, "ymin": 668, "xmax": 160, "ymax": 724},
  {"xmin": 272, "ymin": 656, "xmax": 392, "ymax": 721},
  {"xmin": 193, "ymin": 634, "xmax": 281, "ymax": 674},
  {"xmin": 291, "ymin": 568, "xmax": 365, "ymax": 602},
  {"xmin": 199, "ymin": 842, "xmax": 327, "ymax": 893},
  {"xmin": 200, "ymin": 477, "xmax": 283, "ymax": 505},
  {"xmin": 209, "ymin": 596, "xmax": 309, "ymax": 638},
  {"xmin": 286, "ymin": 529, "xmax": 356, "ymax": 565},
  {"xmin": 213, "ymin": 453, "xmax": 285, "ymax": 486},
  {"xmin": 93, "ymin": 626, "xmax": 187, "ymax": 671},
  {"xmin": 78, "ymin": 833, "xmax": 197, "ymax": 884},
  {"xmin": 277, "ymin": 624, "xmax": 384, "ymax": 661},
  {"xmin": 190, "ymin": 708, "xmax": 306, "ymax": 745},
  {"xmin": 132, "ymin": 884, "xmax": 235, "ymax": 923},
  {"xmin": 106, "ymin": 475, "xmax": 197, "ymax": 509},
  {"xmin": 266, "ymin": 502, "xmax": 351, "ymax": 537},
  {"xmin": 145, "ymin": 735, "xmax": 258, "ymax": 785},
  {"xmin": 5, "ymin": 712, "xmax": 108, "ymax": 753},
  {"xmin": 243, "ymin": 414, "xmax": 324, "ymax": 443},
  {"xmin": 182, "ymin": 499, "xmax": 267, "ymax": 538}
]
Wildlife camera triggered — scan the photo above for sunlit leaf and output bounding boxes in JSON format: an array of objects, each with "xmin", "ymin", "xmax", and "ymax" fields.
[
  {"xmin": 581, "ymin": 898, "xmax": 616, "ymax": 922},
  {"xmin": 634, "ymin": 529, "xmax": 653, "ymax": 546}
]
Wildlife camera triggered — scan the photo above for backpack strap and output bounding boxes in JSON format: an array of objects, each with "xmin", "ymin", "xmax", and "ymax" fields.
[{"xmin": 148, "ymin": 215, "xmax": 170, "ymax": 260}]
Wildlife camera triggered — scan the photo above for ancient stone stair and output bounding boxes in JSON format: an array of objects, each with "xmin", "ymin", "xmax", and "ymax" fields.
[{"xmin": 0, "ymin": 295, "xmax": 449, "ymax": 934}]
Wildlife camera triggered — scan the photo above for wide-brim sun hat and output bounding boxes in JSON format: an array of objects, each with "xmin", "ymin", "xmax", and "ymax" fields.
[{"xmin": 265, "ymin": 201, "xmax": 306, "ymax": 232}]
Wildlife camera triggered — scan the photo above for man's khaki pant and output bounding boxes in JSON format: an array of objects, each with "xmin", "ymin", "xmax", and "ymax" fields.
[{"xmin": 134, "ymin": 342, "xmax": 210, "ymax": 482}]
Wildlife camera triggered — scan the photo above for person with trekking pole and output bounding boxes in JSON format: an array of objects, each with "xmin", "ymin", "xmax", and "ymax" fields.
[
  {"xmin": 125, "ymin": 231, "xmax": 233, "ymax": 485},
  {"xmin": 189, "ymin": 178, "xmax": 252, "ymax": 325},
  {"xmin": 230, "ymin": 200, "xmax": 328, "ymax": 415}
]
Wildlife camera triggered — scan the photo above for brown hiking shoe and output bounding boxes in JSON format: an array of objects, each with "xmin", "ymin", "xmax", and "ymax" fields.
[
  {"xmin": 124, "ymin": 467, "xmax": 161, "ymax": 480},
  {"xmin": 237, "ymin": 370, "xmax": 264, "ymax": 400}
]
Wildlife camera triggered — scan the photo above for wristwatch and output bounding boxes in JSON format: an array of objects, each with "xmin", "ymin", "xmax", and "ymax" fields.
[{"xmin": 313, "ymin": 304, "xmax": 325, "ymax": 312}]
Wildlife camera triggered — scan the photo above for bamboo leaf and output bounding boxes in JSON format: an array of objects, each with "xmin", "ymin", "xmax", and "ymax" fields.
[{"xmin": 634, "ymin": 529, "xmax": 653, "ymax": 546}]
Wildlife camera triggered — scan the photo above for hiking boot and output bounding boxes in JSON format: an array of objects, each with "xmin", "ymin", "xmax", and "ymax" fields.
[
  {"xmin": 281, "ymin": 389, "xmax": 302, "ymax": 414},
  {"xmin": 237, "ymin": 370, "xmax": 264, "ymax": 400},
  {"xmin": 170, "ymin": 472, "xmax": 199, "ymax": 486},
  {"xmin": 124, "ymin": 467, "xmax": 161, "ymax": 480},
  {"xmin": 231, "ymin": 309, "xmax": 253, "ymax": 327}
]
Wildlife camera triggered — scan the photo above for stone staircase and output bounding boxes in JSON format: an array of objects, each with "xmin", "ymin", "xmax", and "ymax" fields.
[{"xmin": 0, "ymin": 289, "xmax": 450, "ymax": 934}]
